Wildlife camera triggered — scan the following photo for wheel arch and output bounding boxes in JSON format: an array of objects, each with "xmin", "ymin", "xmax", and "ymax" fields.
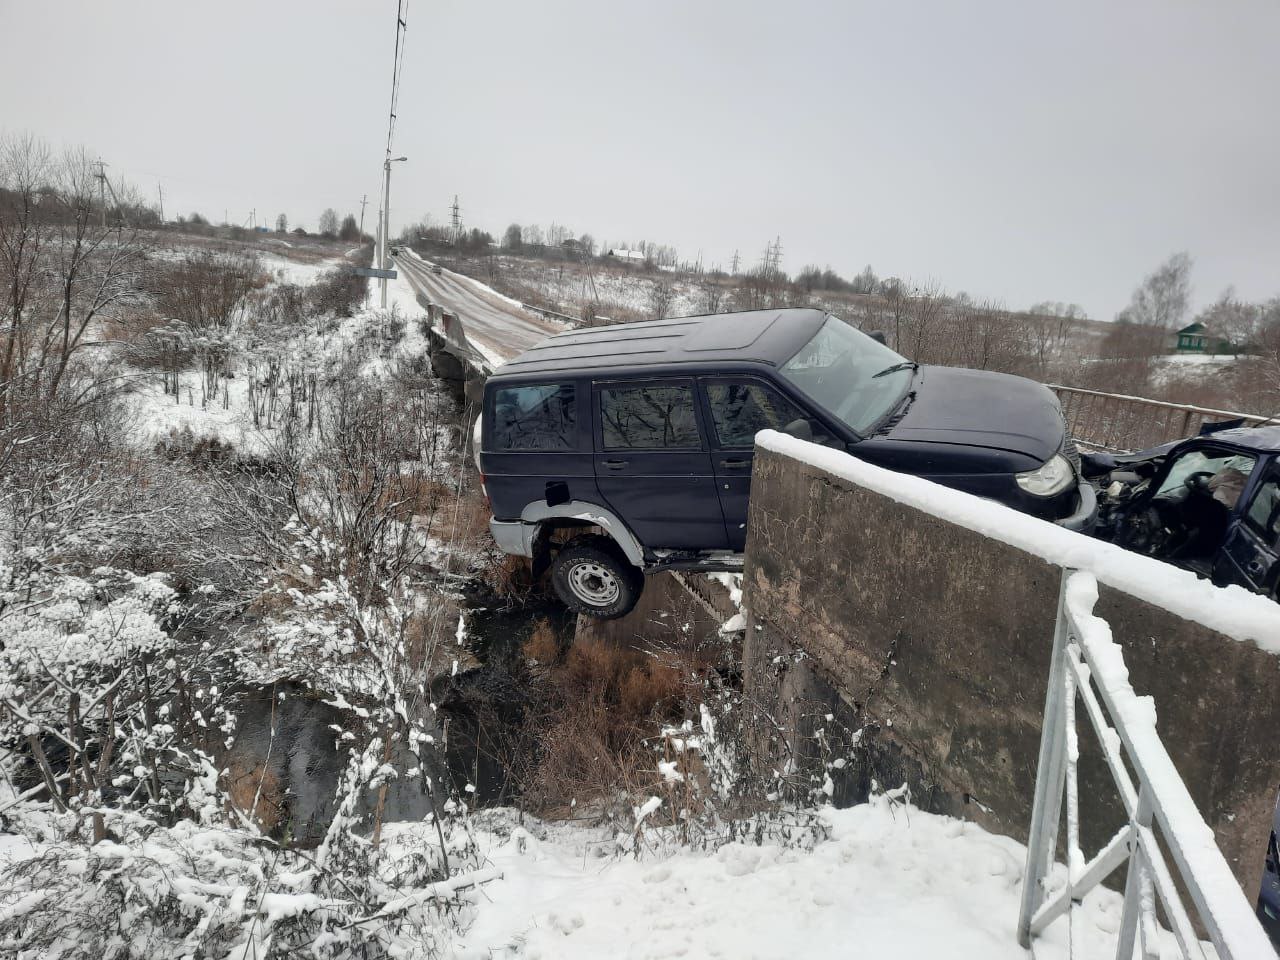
[{"xmin": 519, "ymin": 499, "xmax": 645, "ymax": 568}]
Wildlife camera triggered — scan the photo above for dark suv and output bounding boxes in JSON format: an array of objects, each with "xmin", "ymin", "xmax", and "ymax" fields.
[{"xmin": 477, "ymin": 308, "xmax": 1096, "ymax": 617}]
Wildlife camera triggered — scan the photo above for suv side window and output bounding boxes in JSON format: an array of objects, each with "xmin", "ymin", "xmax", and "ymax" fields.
[
  {"xmin": 491, "ymin": 383, "xmax": 576, "ymax": 450},
  {"xmin": 600, "ymin": 382, "xmax": 701, "ymax": 450},
  {"xmin": 704, "ymin": 380, "xmax": 825, "ymax": 448}
]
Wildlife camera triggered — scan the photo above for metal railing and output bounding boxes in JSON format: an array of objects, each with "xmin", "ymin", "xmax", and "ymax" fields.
[
  {"xmin": 1017, "ymin": 570, "xmax": 1271, "ymax": 959},
  {"xmin": 1051, "ymin": 385, "xmax": 1272, "ymax": 453}
]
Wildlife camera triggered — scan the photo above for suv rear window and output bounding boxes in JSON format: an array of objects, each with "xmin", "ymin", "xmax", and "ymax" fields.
[
  {"xmin": 600, "ymin": 383, "xmax": 700, "ymax": 450},
  {"xmin": 491, "ymin": 383, "xmax": 576, "ymax": 450}
]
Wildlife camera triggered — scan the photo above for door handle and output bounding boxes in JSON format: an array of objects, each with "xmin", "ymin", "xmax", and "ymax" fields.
[
  {"xmin": 603, "ymin": 459, "xmax": 629, "ymax": 470},
  {"xmin": 720, "ymin": 458, "xmax": 750, "ymax": 469}
]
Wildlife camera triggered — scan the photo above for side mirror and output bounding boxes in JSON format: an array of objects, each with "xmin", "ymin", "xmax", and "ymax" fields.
[
  {"xmin": 782, "ymin": 418, "xmax": 813, "ymax": 442},
  {"xmin": 869, "ymin": 330, "xmax": 887, "ymax": 345}
]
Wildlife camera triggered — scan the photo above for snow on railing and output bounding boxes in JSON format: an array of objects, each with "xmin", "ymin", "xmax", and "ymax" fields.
[{"xmin": 1017, "ymin": 570, "xmax": 1272, "ymax": 959}]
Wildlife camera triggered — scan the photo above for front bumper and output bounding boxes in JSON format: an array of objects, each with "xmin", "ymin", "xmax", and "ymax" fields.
[{"xmin": 1054, "ymin": 480, "xmax": 1098, "ymax": 534}]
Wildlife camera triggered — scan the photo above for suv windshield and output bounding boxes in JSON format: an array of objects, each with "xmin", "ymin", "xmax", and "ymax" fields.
[{"xmin": 779, "ymin": 317, "xmax": 914, "ymax": 434}]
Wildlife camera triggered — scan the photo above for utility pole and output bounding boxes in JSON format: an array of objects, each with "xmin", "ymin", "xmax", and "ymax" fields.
[
  {"xmin": 379, "ymin": 156, "xmax": 407, "ymax": 308},
  {"xmin": 731, "ymin": 249, "xmax": 740, "ymax": 275},
  {"xmin": 359, "ymin": 193, "xmax": 368, "ymax": 237},
  {"xmin": 157, "ymin": 182, "xmax": 165, "ymax": 223},
  {"xmin": 95, "ymin": 160, "xmax": 108, "ymax": 228},
  {"xmin": 377, "ymin": 0, "xmax": 410, "ymax": 308},
  {"xmin": 450, "ymin": 194, "xmax": 461, "ymax": 245}
]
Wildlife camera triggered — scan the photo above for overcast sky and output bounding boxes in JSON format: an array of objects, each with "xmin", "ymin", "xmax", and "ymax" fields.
[{"xmin": 2, "ymin": 0, "xmax": 1277, "ymax": 319}]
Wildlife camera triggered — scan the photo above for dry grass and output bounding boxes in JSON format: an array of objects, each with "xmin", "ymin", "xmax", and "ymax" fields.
[
  {"xmin": 403, "ymin": 597, "xmax": 467, "ymax": 673},
  {"xmin": 517, "ymin": 635, "xmax": 693, "ymax": 816},
  {"xmin": 427, "ymin": 486, "xmax": 492, "ymax": 547},
  {"xmin": 520, "ymin": 618, "xmax": 561, "ymax": 665},
  {"xmin": 376, "ymin": 475, "xmax": 453, "ymax": 524}
]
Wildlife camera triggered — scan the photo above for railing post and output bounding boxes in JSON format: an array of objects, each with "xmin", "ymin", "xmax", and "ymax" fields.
[
  {"xmin": 1017, "ymin": 567, "xmax": 1077, "ymax": 947},
  {"xmin": 1115, "ymin": 787, "xmax": 1154, "ymax": 960}
]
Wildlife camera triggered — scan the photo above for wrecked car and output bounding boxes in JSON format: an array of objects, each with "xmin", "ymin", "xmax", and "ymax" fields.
[{"xmin": 1083, "ymin": 424, "xmax": 1280, "ymax": 599}]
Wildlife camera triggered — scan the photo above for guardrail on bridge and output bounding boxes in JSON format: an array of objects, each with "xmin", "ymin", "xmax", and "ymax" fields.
[{"xmin": 1050, "ymin": 385, "xmax": 1271, "ymax": 453}]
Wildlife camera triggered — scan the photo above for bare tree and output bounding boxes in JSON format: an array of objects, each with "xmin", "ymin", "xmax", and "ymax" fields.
[
  {"xmin": 1195, "ymin": 288, "xmax": 1261, "ymax": 355},
  {"xmin": 648, "ymin": 277, "xmax": 677, "ymax": 319},
  {"xmin": 151, "ymin": 249, "xmax": 261, "ymax": 405},
  {"xmin": 1119, "ymin": 252, "xmax": 1193, "ymax": 328},
  {"xmin": 700, "ymin": 279, "xmax": 726, "ymax": 314},
  {"xmin": 318, "ymin": 208, "xmax": 340, "ymax": 237},
  {"xmin": 0, "ymin": 139, "xmax": 149, "ymax": 404},
  {"xmin": 0, "ymin": 134, "xmax": 52, "ymax": 404},
  {"xmin": 850, "ymin": 264, "xmax": 879, "ymax": 294}
]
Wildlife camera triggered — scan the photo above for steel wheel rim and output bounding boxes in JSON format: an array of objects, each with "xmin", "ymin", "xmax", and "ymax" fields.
[{"xmin": 568, "ymin": 561, "xmax": 620, "ymax": 605}]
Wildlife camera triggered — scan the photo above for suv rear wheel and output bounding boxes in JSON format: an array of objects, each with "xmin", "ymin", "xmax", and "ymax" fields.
[{"xmin": 551, "ymin": 536, "xmax": 642, "ymax": 619}]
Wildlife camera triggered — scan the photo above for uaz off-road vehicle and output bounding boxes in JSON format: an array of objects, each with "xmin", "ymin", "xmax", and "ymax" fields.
[{"xmin": 476, "ymin": 308, "xmax": 1096, "ymax": 618}]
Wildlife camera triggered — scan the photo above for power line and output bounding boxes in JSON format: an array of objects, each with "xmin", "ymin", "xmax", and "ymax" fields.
[{"xmin": 384, "ymin": 0, "xmax": 410, "ymax": 158}]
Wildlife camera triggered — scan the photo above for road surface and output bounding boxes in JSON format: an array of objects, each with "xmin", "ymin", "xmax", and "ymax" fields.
[{"xmin": 394, "ymin": 252, "xmax": 561, "ymax": 362}]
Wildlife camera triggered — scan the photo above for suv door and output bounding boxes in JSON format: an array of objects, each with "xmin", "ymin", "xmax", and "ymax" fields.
[
  {"xmin": 700, "ymin": 376, "xmax": 829, "ymax": 551},
  {"xmin": 1217, "ymin": 466, "xmax": 1280, "ymax": 596},
  {"xmin": 593, "ymin": 378, "xmax": 729, "ymax": 551}
]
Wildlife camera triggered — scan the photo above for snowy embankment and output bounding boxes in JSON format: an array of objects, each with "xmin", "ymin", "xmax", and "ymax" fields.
[
  {"xmin": 123, "ymin": 264, "xmax": 429, "ymax": 454},
  {"xmin": 756, "ymin": 431, "xmax": 1280, "ymax": 654},
  {"xmin": 443, "ymin": 794, "xmax": 1124, "ymax": 960}
]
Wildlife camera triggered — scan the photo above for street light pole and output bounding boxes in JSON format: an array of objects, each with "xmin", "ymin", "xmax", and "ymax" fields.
[{"xmin": 379, "ymin": 155, "xmax": 407, "ymax": 309}]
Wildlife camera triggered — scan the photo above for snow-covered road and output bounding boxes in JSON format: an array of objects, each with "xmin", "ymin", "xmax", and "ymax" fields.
[{"xmin": 395, "ymin": 252, "xmax": 561, "ymax": 361}]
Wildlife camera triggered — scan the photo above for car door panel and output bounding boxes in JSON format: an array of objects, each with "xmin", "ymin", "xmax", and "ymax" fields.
[
  {"xmin": 592, "ymin": 379, "xmax": 728, "ymax": 552},
  {"xmin": 700, "ymin": 376, "xmax": 827, "ymax": 551},
  {"xmin": 1216, "ymin": 468, "xmax": 1280, "ymax": 594}
]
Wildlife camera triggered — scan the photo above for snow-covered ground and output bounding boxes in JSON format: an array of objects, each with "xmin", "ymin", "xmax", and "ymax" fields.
[
  {"xmin": 439, "ymin": 795, "xmax": 1132, "ymax": 959},
  {"xmin": 121, "ymin": 267, "xmax": 429, "ymax": 454},
  {"xmin": 1151, "ymin": 352, "xmax": 1239, "ymax": 387},
  {"xmin": 257, "ymin": 251, "xmax": 346, "ymax": 286}
]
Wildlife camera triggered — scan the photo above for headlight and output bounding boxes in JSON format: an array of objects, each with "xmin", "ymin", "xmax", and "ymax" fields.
[{"xmin": 1016, "ymin": 454, "xmax": 1075, "ymax": 497}]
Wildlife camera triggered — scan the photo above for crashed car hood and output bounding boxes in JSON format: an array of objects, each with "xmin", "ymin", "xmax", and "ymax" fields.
[{"xmin": 877, "ymin": 365, "xmax": 1064, "ymax": 462}]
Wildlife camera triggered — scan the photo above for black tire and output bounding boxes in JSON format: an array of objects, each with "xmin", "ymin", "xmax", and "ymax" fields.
[{"xmin": 550, "ymin": 535, "xmax": 643, "ymax": 619}]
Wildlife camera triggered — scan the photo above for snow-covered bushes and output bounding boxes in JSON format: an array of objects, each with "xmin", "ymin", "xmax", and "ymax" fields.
[{"xmin": 0, "ymin": 792, "xmax": 491, "ymax": 958}]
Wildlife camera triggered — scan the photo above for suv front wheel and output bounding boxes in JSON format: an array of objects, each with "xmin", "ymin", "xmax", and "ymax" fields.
[{"xmin": 550, "ymin": 536, "xmax": 642, "ymax": 619}]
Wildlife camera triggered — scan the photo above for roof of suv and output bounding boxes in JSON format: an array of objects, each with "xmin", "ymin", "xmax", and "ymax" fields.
[{"xmin": 490, "ymin": 307, "xmax": 828, "ymax": 378}]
